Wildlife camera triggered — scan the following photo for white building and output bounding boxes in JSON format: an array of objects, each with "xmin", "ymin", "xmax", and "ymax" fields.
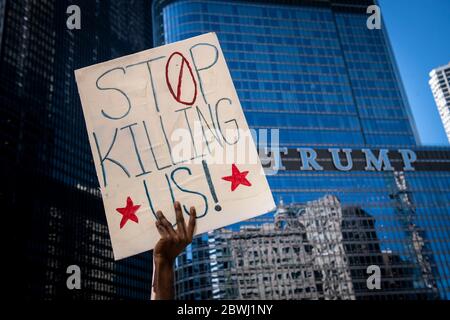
[
  {"xmin": 298, "ymin": 195, "xmax": 355, "ymax": 300},
  {"xmin": 228, "ymin": 220, "xmax": 319, "ymax": 300},
  {"xmin": 211, "ymin": 196, "xmax": 356, "ymax": 300},
  {"xmin": 429, "ymin": 62, "xmax": 450, "ymax": 143}
]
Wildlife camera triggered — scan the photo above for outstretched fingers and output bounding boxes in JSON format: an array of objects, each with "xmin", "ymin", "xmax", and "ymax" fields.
[
  {"xmin": 187, "ymin": 206, "xmax": 197, "ymax": 242},
  {"xmin": 156, "ymin": 210, "xmax": 177, "ymax": 240},
  {"xmin": 174, "ymin": 201, "xmax": 187, "ymax": 239},
  {"xmin": 155, "ymin": 211, "xmax": 168, "ymax": 238},
  {"xmin": 155, "ymin": 203, "xmax": 196, "ymax": 244}
]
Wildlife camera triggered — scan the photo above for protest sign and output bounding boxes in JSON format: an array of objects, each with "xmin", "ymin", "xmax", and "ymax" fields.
[{"xmin": 75, "ymin": 33, "xmax": 275, "ymax": 260}]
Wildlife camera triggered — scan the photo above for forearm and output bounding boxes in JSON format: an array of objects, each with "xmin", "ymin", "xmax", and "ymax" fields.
[
  {"xmin": 152, "ymin": 202, "xmax": 196, "ymax": 300},
  {"xmin": 154, "ymin": 259, "xmax": 175, "ymax": 300}
]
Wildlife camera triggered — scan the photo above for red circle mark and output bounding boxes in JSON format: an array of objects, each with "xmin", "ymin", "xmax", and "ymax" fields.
[{"xmin": 165, "ymin": 51, "xmax": 197, "ymax": 106}]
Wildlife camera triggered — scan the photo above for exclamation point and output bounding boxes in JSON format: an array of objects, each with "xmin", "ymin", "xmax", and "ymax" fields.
[{"xmin": 202, "ymin": 160, "xmax": 222, "ymax": 211}]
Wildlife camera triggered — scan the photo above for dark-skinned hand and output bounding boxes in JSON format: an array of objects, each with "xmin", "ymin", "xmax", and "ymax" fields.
[{"xmin": 153, "ymin": 201, "xmax": 196, "ymax": 299}]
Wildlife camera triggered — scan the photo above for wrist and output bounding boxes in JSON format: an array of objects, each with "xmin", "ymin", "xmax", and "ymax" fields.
[
  {"xmin": 153, "ymin": 255, "xmax": 175, "ymax": 300},
  {"xmin": 154, "ymin": 255, "xmax": 174, "ymax": 268}
]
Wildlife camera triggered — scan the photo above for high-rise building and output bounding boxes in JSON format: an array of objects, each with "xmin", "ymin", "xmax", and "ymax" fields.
[
  {"xmin": 298, "ymin": 195, "xmax": 355, "ymax": 299},
  {"xmin": 175, "ymin": 195, "xmax": 438, "ymax": 300},
  {"xmin": 341, "ymin": 205, "xmax": 436, "ymax": 300},
  {"xmin": 429, "ymin": 62, "xmax": 450, "ymax": 143},
  {"xmin": 153, "ymin": 0, "xmax": 450, "ymax": 300},
  {"xmin": 1, "ymin": 0, "xmax": 153, "ymax": 299},
  {"xmin": 153, "ymin": 0, "xmax": 421, "ymax": 148},
  {"xmin": 228, "ymin": 213, "xmax": 318, "ymax": 300}
]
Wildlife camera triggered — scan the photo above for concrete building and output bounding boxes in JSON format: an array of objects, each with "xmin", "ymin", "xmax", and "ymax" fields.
[
  {"xmin": 429, "ymin": 62, "xmax": 450, "ymax": 142},
  {"xmin": 175, "ymin": 196, "xmax": 357, "ymax": 300},
  {"xmin": 298, "ymin": 195, "xmax": 356, "ymax": 299},
  {"xmin": 228, "ymin": 208, "xmax": 318, "ymax": 300}
]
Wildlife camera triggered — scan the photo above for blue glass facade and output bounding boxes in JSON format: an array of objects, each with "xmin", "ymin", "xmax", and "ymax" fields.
[
  {"xmin": 153, "ymin": 0, "xmax": 450, "ymax": 300},
  {"xmin": 155, "ymin": 0, "xmax": 419, "ymax": 148}
]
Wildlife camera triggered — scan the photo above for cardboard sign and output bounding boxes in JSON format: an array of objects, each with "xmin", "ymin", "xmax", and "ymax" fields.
[{"xmin": 75, "ymin": 33, "xmax": 275, "ymax": 260}]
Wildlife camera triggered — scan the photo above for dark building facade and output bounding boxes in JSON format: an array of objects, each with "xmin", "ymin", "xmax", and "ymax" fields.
[
  {"xmin": 153, "ymin": 0, "xmax": 450, "ymax": 300},
  {"xmin": 341, "ymin": 206, "xmax": 437, "ymax": 300},
  {"xmin": 1, "ymin": 0, "xmax": 153, "ymax": 299}
]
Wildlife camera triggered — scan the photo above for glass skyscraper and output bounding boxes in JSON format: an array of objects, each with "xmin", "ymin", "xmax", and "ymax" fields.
[
  {"xmin": 153, "ymin": 0, "xmax": 450, "ymax": 300},
  {"xmin": 154, "ymin": 0, "xmax": 420, "ymax": 148},
  {"xmin": 1, "ymin": 0, "xmax": 153, "ymax": 299}
]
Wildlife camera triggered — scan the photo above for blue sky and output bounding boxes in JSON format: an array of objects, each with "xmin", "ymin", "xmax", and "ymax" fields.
[{"xmin": 378, "ymin": 0, "xmax": 450, "ymax": 146}]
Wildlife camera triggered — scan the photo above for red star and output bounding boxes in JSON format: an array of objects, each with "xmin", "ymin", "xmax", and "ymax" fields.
[
  {"xmin": 116, "ymin": 196, "xmax": 141, "ymax": 229},
  {"xmin": 222, "ymin": 164, "xmax": 252, "ymax": 191}
]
